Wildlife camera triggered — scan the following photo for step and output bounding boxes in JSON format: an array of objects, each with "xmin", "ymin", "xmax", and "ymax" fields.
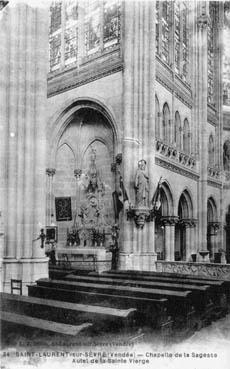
[{"xmin": 1, "ymin": 311, "xmax": 92, "ymax": 336}]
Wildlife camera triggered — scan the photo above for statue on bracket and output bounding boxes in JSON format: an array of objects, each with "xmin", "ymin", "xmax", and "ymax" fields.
[
  {"xmin": 85, "ymin": 147, "xmax": 105, "ymax": 195},
  {"xmin": 223, "ymin": 140, "xmax": 230, "ymax": 171},
  {"xmin": 134, "ymin": 159, "xmax": 149, "ymax": 207}
]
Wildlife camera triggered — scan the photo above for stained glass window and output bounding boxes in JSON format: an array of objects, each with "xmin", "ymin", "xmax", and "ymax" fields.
[
  {"xmin": 174, "ymin": 1, "xmax": 180, "ymax": 73},
  {"xmin": 161, "ymin": 1, "xmax": 170, "ymax": 64},
  {"xmin": 103, "ymin": 0, "xmax": 120, "ymax": 48},
  {"xmin": 156, "ymin": 1, "xmax": 160, "ymax": 54},
  {"xmin": 50, "ymin": 34, "xmax": 61, "ymax": 71},
  {"xmin": 64, "ymin": 0, "xmax": 78, "ymax": 66},
  {"xmin": 207, "ymin": 3, "xmax": 215, "ymax": 105},
  {"xmin": 84, "ymin": 0, "xmax": 101, "ymax": 55},
  {"xmin": 182, "ymin": 2, "xmax": 189, "ymax": 80},
  {"xmin": 50, "ymin": 1, "xmax": 62, "ymax": 34}
]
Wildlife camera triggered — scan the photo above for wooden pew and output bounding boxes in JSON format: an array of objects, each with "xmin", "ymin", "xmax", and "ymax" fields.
[
  {"xmin": 1, "ymin": 292, "xmax": 137, "ymax": 331},
  {"xmin": 1, "ymin": 311, "xmax": 92, "ymax": 336},
  {"xmin": 65, "ymin": 274, "xmax": 213, "ymax": 326},
  {"xmin": 101, "ymin": 270, "xmax": 228, "ymax": 319},
  {"xmin": 28, "ymin": 284, "xmax": 169, "ymax": 330},
  {"xmin": 34, "ymin": 278, "xmax": 192, "ymax": 329}
]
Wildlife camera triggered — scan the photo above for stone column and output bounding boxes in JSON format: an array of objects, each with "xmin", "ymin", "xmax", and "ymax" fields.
[
  {"xmin": 46, "ymin": 168, "xmax": 56, "ymax": 226},
  {"xmin": 32, "ymin": 6, "xmax": 49, "ymax": 262},
  {"xmin": 161, "ymin": 217, "xmax": 177, "ymax": 261},
  {"xmin": 121, "ymin": 0, "xmax": 156, "ymax": 271},
  {"xmin": 120, "ymin": 0, "xmax": 135, "ymax": 270},
  {"xmin": 196, "ymin": 4, "xmax": 209, "ymax": 257}
]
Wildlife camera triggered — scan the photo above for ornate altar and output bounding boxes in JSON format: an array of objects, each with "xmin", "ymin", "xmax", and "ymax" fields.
[{"xmin": 57, "ymin": 147, "xmax": 115, "ymax": 272}]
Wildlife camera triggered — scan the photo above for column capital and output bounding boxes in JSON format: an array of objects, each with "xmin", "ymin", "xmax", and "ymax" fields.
[
  {"xmin": 46, "ymin": 168, "xmax": 56, "ymax": 176},
  {"xmin": 197, "ymin": 14, "xmax": 208, "ymax": 30},
  {"xmin": 179, "ymin": 218, "xmax": 197, "ymax": 227},
  {"xmin": 74, "ymin": 168, "xmax": 82, "ymax": 179},
  {"xmin": 161, "ymin": 216, "xmax": 179, "ymax": 226},
  {"xmin": 116, "ymin": 153, "xmax": 122, "ymax": 165}
]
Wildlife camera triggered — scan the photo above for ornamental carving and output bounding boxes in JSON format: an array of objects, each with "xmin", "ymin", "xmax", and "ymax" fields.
[
  {"xmin": 46, "ymin": 168, "xmax": 56, "ymax": 176},
  {"xmin": 156, "ymin": 261, "xmax": 230, "ymax": 281}
]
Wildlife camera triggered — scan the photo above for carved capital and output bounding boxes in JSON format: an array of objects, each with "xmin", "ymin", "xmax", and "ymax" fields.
[
  {"xmin": 197, "ymin": 14, "xmax": 208, "ymax": 30},
  {"xmin": 161, "ymin": 216, "xmax": 179, "ymax": 226},
  {"xmin": 111, "ymin": 163, "xmax": 117, "ymax": 172},
  {"xmin": 46, "ymin": 168, "xmax": 56, "ymax": 177},
  {"xmin": 179, "ymin": 218, "xmax": 197, "ymax": 227},
  {"xmin": 116, "ymin": 153, "xmax": 122, "ymax": 165},
  {"xmin": 127, "ymin": 206, "xmax": 152, "ymax": 229},
  {"xmin": 74, "ymin": 169, "xmax": 82, "ymax": 178}
]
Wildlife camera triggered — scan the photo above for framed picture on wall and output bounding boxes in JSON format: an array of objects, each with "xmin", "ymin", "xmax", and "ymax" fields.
[
  {"xmin": 45, "ymin": 226, "xmax": 58, "ymax": 243},
  {"xmin": 55, "ymin": 197, "xmax": 72, "ymax": 221}
]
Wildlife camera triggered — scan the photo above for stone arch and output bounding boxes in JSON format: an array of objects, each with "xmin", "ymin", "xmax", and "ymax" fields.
[
  {"xmin": 178, "ymin": 189, "xmax": 193, "ymax": 219},
  {"xmin": 155, "ymin": 180, "xmax": 174, "ymax": 261},
  {"xmin": 175, "ymin": 189, "xmax": 194, "ymax": 261},
  {"xmin": 207, "ymin": 196, "xmax": 218, "ymax": 223},
  {"xmin": 47, "ymin": 98, "xmax": 119, "ymax": 168},
  {"xmin": 160, "ymin": 181, "xmax": 174, "ymax": 216},
  {"xmin": 207, "ymin": 196, "xmax": 218, "ymax": 261}
]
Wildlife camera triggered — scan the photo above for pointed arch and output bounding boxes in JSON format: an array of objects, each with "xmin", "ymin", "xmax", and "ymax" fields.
[
  {"xmin": 178, "ymin": 189, "xmax": 193, "ymax": 219},
  {"xmin": 162, "ymin": 103, "xmax": 171, "ymax": 143},
  {"xmin": 183, "ymin": 118, "xmax": 190, "ymax": 154},
  {"xmin": 155, "ymin": 94, "xmax": 160, "ymax": 138},
  {"xmin": 174, "ymin": 111, "xmax": 181, "ymax": 149},
  {"xmin": 159, "ymin": 181, "xmax": 174, "ymax": 216},
  {"xmin": 207, "ymin": 196, "xmax": 217, "ymax": 222}
]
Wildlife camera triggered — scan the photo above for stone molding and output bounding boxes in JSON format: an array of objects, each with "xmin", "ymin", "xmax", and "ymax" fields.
[
  {"xmin": 156, "ymin": 261, "xmax": 230, "ymax": 281},
  {"xmin": 156, "ymin": 58, "xmax": 193, "ymax": 109},
  {"xmin": 207, "ymin": 178, "xmax": 222, "ymax": 188},
  {"xmin": 207, "ymin": 166, "xmax": 221, "ymax": 179},
  {"xmin": 48, "ymin": 55, "xmax": 123, "ymax": 97},
  {"xmin": 155, "ymin": 139, "xmax": 196, "ymax": 170},
  {"xmin": 155, "ymin": 156, "xmax": 199, "ymax": 181}
]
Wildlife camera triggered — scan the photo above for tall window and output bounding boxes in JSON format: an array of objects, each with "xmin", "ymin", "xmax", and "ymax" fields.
[
  {"xmin": 49, "ymin": 0, "xmax": 121, "ymax": 72},
  {"xmin": 156, "ymin": 1, "xmax": 190, "ymax": 83},
  {"xmin": 155, "ymin": 95, "xmax": 160, "ymax": 138},
  {"xmin": 207, "ymin": 3, "xmax": 215, "ymax": 105},
  {"xmin": 174, "ymin": 111, "xmax": 181, "ymax": 149},
  {"xmin": 161, "ymin": 1, "xmax": 171, "ymax": 64},
  {"xmin": 162, "ymin": 103, "xmax": 170, "ymax": 143},
  {"xmin": 208, "ymin": 134, "xmax": 215, "ymax": 166},
  {"xmin": 182, "ymin": 2, "xmax": 189, "ymax": 80},
  {"xmin": 183, "ymin": 119, "xmax": 190, "ymax": 154}
]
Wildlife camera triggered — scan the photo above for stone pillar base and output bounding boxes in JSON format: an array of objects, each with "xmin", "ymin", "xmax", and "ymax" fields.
[
  {"xmin": 2, "ymin": 257, "xmax": 49, "ymax": 295},
  {"xmin": 136, "ymin": 253, "xmax": 157, "ymax": 271},
  {"xmin": 119, "ymin": 252, "xmax": 134, "ymax": 270}
]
